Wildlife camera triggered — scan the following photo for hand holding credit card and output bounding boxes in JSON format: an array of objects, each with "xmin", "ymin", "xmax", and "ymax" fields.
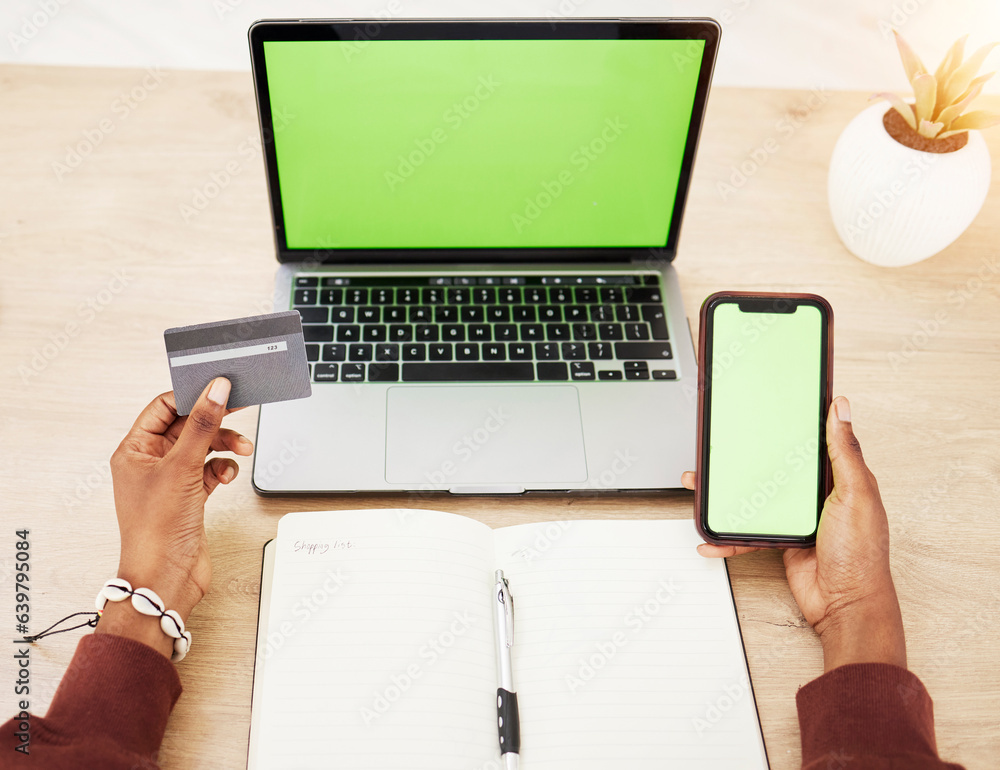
[{"xmin": 165, "ymin": 311, "xmax": 312, "ymax": 415}]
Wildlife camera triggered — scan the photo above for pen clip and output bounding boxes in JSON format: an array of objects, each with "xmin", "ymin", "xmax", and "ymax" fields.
[{"xmin": 497, "ymin": 571, "xmax": 514, "ymax": 647}]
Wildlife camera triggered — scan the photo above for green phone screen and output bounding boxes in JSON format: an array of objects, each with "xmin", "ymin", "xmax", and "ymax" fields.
[{"xmin": 704, "ymin": 301, "xmax": 827, "ymax": 539}]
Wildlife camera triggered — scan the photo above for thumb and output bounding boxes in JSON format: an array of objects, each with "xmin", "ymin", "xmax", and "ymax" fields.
[
  {"xmin": 172, "ymin": 378, "xmax": 231, "ymax": 465},
  {"xmin": 826, "ymin": 396, "xmax": 872, "ymax": 496}
]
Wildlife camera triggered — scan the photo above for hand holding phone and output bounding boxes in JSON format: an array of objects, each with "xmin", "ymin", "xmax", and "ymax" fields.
[{"xmin": 695, "ymin": 292, "xmax": 833, "ymax": 547}]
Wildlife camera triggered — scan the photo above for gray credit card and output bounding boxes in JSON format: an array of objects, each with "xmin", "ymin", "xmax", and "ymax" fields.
[{"xmin": 165, "ymin": 311, "xmax": 312, "ymax": 415}]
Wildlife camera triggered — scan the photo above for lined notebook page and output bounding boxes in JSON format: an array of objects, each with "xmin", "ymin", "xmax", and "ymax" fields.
[
  {"xmin": 494, "ymin": 520, "xmax": 768, "ymax": 769},
  {"xmin": 253, "ymin": 509, "xmax": 498, "ymax": 769}
]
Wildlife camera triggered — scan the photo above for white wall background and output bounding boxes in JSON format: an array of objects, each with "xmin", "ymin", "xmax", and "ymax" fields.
[{"xmin": 1, "ymin": 1, "xmax": 998, "ymax": 93}]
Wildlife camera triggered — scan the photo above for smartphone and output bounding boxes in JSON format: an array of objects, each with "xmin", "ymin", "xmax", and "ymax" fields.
[{"xmin": 695, "ymin": 292, "xmax": 833, "ymax": 547}]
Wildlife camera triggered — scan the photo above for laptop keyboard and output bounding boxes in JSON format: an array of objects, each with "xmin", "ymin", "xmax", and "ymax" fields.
[{"xmin": 291, "ymin": 275, "xmax": 676, "ymax": 383}]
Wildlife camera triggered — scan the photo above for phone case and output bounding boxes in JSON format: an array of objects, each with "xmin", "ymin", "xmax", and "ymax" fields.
[{"xmin": 694, "ymin": 291, "xmax": 834, "ymax": 548}]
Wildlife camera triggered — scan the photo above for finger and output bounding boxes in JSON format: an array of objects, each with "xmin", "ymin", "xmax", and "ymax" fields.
[
  {"xmin": 127, "ymin": 391, "xmax": 180, "ymax": 438},
  {"xmin": 696, "ymin": 543, "xmax": 762, "ymax": 558},
  {"xmin": 203, "ymin": 457, "xmax": 239, "ymax": 495},
  {"xmin": 171, "ymin": 378, "xmax": 231, "ymax": 467},
  {"xmin": 826, "ymin": 396, "xmax": 877, "ymax": 498},
  {"xmin": 163, "ymin": 405, "xmax": 245, "ymax": 445},
  {"xmin": 680, "ymin": 471, "xmax": 696, "ymax": 491},
  {"xmin": 208, "ymin": 428, "xmax": 254, "ymax": 456}
]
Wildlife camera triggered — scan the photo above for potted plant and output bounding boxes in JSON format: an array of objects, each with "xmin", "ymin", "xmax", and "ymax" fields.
[{"xmin": 828, "ymin": 32, "xmax": 999, "ymax": 267}]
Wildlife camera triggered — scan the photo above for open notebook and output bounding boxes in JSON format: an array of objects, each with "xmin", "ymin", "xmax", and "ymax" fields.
[{"xmin": 248, "ymin": 510, "xmax": 769, "ymax": 769}]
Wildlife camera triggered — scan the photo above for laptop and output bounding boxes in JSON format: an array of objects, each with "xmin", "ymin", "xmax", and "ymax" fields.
[{"xmin": 248, "ymin": 18, "xmax": 720, "ymax": 494}]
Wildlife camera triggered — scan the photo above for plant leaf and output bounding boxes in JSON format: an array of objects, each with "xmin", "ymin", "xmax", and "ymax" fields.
[
  {"xmin": 917, "ymin": 118, "xmax": 944, "ymax": 138},
  {"xmin": 936, "ymin": 76, "xmax": 989, "ymax": 128},
  {"xmin": 943, "ymin": 110, "xmax": 1000, "ymax": 133},
  {"xmin": 934, "ymin": 34, "xmax": 968, "ymax": 88},
  {"xmin": 942, "ymin": 42, "xmax": 998, "ymax": 106},
  {"xmin": 894, "ymin": 30, "xmax": 928, "ymax": 84},
  {"xmin": 871, "ymin": 92, "xmax": 917, "ymax": 129},
  {"xmin": 912, "ymin": 73, "xmax": 937, "ymax": 123}
]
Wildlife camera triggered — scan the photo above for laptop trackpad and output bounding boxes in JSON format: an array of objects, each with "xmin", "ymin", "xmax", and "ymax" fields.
[{"xmin": 385, "ymin": 385, "xmax": 587, "ymax": 487}]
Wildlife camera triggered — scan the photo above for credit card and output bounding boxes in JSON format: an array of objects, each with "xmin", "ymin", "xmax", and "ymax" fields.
[{"xmin": 165, "ymin": 311, "xmax": 311, "ymax": 415}]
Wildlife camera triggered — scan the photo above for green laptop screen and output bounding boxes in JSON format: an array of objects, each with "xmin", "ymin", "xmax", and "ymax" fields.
[{"xmin": 262, "ymin": 39, "xmax": 705, "ymax": 249}]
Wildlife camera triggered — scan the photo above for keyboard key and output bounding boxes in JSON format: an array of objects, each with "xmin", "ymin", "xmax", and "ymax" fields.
[
  {"xmin": 588, "ymin": 342, "xmax": 613, "ymax": 359},
  {"xmin": 368, "ymin": 363, "xmax": 399, "ymax": 382},
  {"xmin": 625, "ymin": 365, "xmax": 650, "ymax": 381},
  {"xmin": 303, "ymin": 325, "xmax": 334, "ymax": 342},
  {"xmin": 534, "ymin": 342, "xmax": 559, "ymax": 360},
  {"xmin": 456, "ymin": 343, "xmax": 479, "ymax": 361},
  {"xmin": 403, "ymin": 344, "xmax": 426, "ymax": 361},
  {"xmin": 624, "ymin": 323, "xmax": 651, "ymax": 341},
  {"xmin": 561, "ymin": 342, "xmax": 585, "ymax": 360},
  {"xmin": 402, "ymin": 362, "xmax": 534, "ymax": 382},
  {"xmin": 294, "ymin": 288, "xmax": 317, "ymax": 305},
  {"xmin": 459, "ymin": 325, "xmax": 486, "ymax": 343},
  {"xmin": 398, "ymin": 288, "xmax": 419, "ymax": 304},
  {"xmin": 591, "ymin": 305, "xmax": 614, "ymax": 322},
  {"xmin": 320, "ymin": 289, "xmax": 343, "ymax": 304},
  {"xmin": 389, "ymin": 324, "xmax": 412, "ymax": 342},
  {"xmin": 615, "ymin": 342, "xmax": 672, "ymax": 360},
  {"xmin": 512, "ymin": 305, "xmax": 536, "ymax": 322},
  {"xmin": 415, "ymin": 324, "xmax": 439, "ymax": 342},
  {"xmin": 598, "ymin": 370, "xmax": 623, "ymax": 380},
  {"xmin": 384, "ymin": 306, "xmax": 406, "ymax": 323},
  {"xmin": 461, "ymin": 306, "xmax": 485, "ymax": 323},
  {"xmin": 550, "ymin": 286, "xmax": 572, "ymax": 303},
  {"xmin": 314, "ymin": 363, "xmax": 338, "ymax": 381},
  {"xmin": 572, "ymin": 323, "xmax": 597, "ymax": 341},
  {"xmin": 322, "ymin": 343, "xmax": 346, "ymax": 361},
  {"xmin": 524, "ymin": 287, "xmax": 547, "ymax": 303},
  {"xmin": 305, "ymin": 343, "xmax": 320, "ymax": 362},
  {"xmin": 624, "ymin": 287, "xmax": 663, "ymax": 303},
  {"xmin": 520, "ymin": 324, "xmax": 543, "ymax": 341},
  {"xmin": 371, "ymin": 288, "xmax": 394, "ymax": 304},
  {"xmin": 336, "ymin": 325, "xmax": 360, "ymax": 342},
  {"xmin": 641, "ymin": 305, "xmax": 670, "ymax": 339},
  {"xmin": 442, "ymin": 324, "xmax": 465, "ymax": 342},
  {"xmin": 495, "ymin": 324, "xmax": 517, "ymax": 341},
  {"xmin": 498, "ymin": 287, "xmax": 520, "ymax": 304},
  {"xmin": 295, "ymin": 276, "xmax": 319, "ymax": 288},
  {"xmin": 331, "ymin": 307, "xmax": 354, "ymax": 323},
  {"xmin": 349, "ymin": 343, "xmax": 373, "ymax": 361},
  {"xmin": 483, "ymin": 343, "xmax": 506, "ymax": 360},
  {"xmin": 486, "ymin": 305, "xmax": 510, "ymax": 323},
  {"xmin": 473, "ymin": 287, "xmax": 496, "ymax": 304},
  {"xmin": 652, "ymin": 369, "xmax": 677, "ymax": 380},
  {"xmin": 447, "ymin": 288, "xmax": 469, "ymax": 304},
  {"xmin": 362, "ymin": 326, "xmax": 387, "ymax": 342},
  {"xmin": 429, "ymin": 344, "xmax": 453, "ymax": 361},
  {"xmin": 358, "ymin": 307, "xmax": 380, "ymax": 323},
  {"xmin": 345, "ymin": 288, "xmax": 368, "ymax": 305},
  {"xmin": 575, "ymin": 287, "xmax": 598, "ymax": 303},
  {"xmin": 434, "ymin": 306, "xmax": 458, "ymax": 323},
  {"xmin": 600, "ymin": 287, "xmax": 623, "ymax": 303},
  {"xmin": 423, "ymin": 287, "xmax": 444, "ymax": 304},
  {"xmin": 571, "ymin": 362, "xmax": 596, "ymax": 381},
  {"xmin": 375, "ymin": 344, "xmax": 399, "ymax": 361},
  {"xmin": 296, "ymin": 306, "xmax": 328, "ymax": 324},
  {"xmin": 502, "ymin": 277, "xmax": 525, "ymax": 285},
  {"xmin": 564, "ymin": 305, "xmax": 588, "ymax": 322},
  {"xmin": 616, "ymin": 305, "xmax": 641, "ymax": 322},
  {"xmin": 545, "ymin": 324, "xmax": 570, "ymax": 341},
  {"xmin": 409, "ymin": 306, "xmax": 432, "ymax": 322},
  {"xmin": 598, "ymin": 324, "xmax": 623, "ymax": 341},
  {"xmin": 341, "ymin": 363, "xmax": 365, "ymax": 382},
  {"xmin": 537, "ymin": 362, "xmax": 569, "ymax": 381},
  {"xmin": 538, "ymin": 305, "xmax": 561, "ymax": 322},
  {"xmin": 509, "ymin": 343, "xmax": 532, "ymax": 360}
]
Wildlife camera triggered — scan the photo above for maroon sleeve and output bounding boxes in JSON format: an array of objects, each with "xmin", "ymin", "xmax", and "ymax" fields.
[
  {"xmin": 797, "ymin": 663, "xmax": 964, "ymax": 770},
  {"xmin": 1, "ymin": 633, "xmax": 181, "ymax": 769}
]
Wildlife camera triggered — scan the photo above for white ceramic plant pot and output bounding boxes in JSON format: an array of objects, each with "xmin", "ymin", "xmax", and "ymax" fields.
[{"xmin": 828, "ymin": 102, "xmax": 991, "ymax": 267}]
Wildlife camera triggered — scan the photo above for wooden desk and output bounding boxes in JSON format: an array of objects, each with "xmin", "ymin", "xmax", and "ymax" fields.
[{"xmin": 1, "ymin": 65, "xmax": 997, "ymax": 769}]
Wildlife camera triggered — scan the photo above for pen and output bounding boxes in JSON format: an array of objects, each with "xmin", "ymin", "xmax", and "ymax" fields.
[{"xmin": 493, "ymin": 569, "xmax": 520, "ymax": 770}]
